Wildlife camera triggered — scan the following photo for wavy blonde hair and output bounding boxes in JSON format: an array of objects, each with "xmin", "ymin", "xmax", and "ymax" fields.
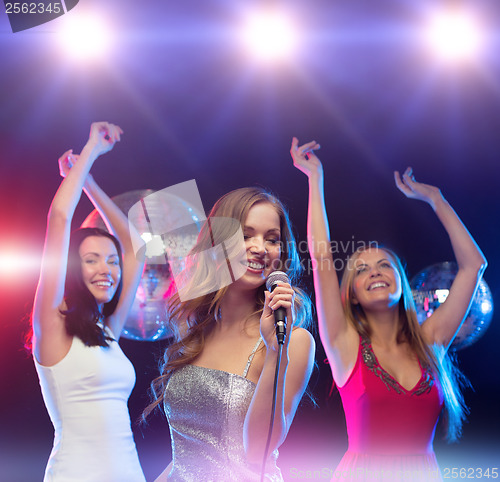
[
  {"xmin": 143, "ymin": 187, "xmax": 312, "ymax": 420},
  {"xmin": 340, "ymin": 244, "xmax": 468, "ymax": 442}
]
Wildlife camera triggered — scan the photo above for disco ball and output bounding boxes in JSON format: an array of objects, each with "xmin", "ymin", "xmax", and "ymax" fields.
[
  {"xmin": 83, "ymin": 189, "xmax": 204, "ymax": 341},
  {"xmin": 410, "ymin": 262, "xmax": 493, "ymax": 350}
]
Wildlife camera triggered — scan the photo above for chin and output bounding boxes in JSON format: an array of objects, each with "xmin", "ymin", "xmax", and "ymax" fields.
[
  {"xmin": 237, "ymin": 273, "xmax": 265, "ymax": 290},
  {"xmin": 91, "ymin": 291, "xmax": 116, "ymax": 306}
]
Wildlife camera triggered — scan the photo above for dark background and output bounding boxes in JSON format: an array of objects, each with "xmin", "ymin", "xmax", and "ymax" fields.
[{"xmin": 1, "ymin": 1, "xmax": 499, "ymax": 480}]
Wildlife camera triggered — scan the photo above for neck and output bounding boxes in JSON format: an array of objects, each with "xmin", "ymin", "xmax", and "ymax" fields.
[
  {"xmin": 364, "ymin": 307, "xmax": 401, "ymax": 347},
  {"xmin": 217, "ymin": 286, "xmax": 260, "ymax": 334}
]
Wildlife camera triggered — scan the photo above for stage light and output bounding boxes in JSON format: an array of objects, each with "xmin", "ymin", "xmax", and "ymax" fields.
[
  {"xmin": 242, "ymin": 11, "xmax": 296, "ymax": 61},
  {"xmin": 0, "ymin": 251, "xmax": 41, "ymax": 278},
  {"xmin": 424, "ymin": 10, "xmax": 483, "ymax": 62},
  {"xmin": 58, "ymin": 14, "xmax": 111, "ymax": 61}
]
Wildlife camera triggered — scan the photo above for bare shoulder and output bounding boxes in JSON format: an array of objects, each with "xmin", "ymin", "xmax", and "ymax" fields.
[{"xmin": 290, "ymin": 327, "xmax": 316, "ymax": 356}]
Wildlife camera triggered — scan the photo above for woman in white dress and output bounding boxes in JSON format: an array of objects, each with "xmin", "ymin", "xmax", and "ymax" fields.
[{"xmin": 31, "ymin": 122, "xmax": 146, "ymax": 482}]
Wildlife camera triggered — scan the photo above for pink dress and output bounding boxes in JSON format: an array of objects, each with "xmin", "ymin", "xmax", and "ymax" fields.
[{"xmin": 335, "ymin": 336, "xmax": 444, "ymax": 481}]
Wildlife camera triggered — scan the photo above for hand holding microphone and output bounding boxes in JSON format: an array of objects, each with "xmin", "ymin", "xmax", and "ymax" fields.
[{"xmin": 265, "ymin": 271, "xmax": 292, "ymax": 345}]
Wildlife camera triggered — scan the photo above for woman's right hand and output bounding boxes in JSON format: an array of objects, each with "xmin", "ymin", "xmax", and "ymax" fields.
[
  {"xmin": 58, "ymin": 149, "xmax": 79, "ymax": 178},
  {"xmin": 260, "ymin": 282, "xmax": 295, "ymax": 352},
  {"xmin": 85, "ymin": 121, "xmax": 123, "ymax": 157},
  {"xmin": 290, "ymin": 137, "xmax": 322, "ymax": 179}
]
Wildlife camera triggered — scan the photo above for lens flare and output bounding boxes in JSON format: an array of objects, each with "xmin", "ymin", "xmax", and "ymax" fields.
[
  {"xmin": 243, "ymin": 11, "xmax": 296, "ymax": 61},
  {"xmin": 425, "ymin": 11, "xmax": 483, "ymax": 62},
  {"xmin": 59, "ymin": 14, "xmax": 111, "ymax": 61}
]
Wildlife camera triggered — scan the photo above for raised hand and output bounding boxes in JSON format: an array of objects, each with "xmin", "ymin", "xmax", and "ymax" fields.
[
  {"xmin": 58, "ymin": 149, "xmax": 80, "ymax": 178},
  {"xmin": 290, "ymin": 137, "xmax": 322, "ymax": 179},
  {"xmin": 86, "ymin": 121, "xmax": 123, "ymax": 157},
  {"xmin": 394, "ymin": 167, "xmax": 443, "ymax": 207}
]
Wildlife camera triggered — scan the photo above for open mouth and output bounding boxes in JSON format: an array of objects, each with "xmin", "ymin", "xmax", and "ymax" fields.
[
  {"xmin": 368, "ymin": 281, "xmax": 388, "ymax": 291},
  {"xmin": 245, "ymin": 260, "xmax": 265, "ymax": 271},
  {"xmin": 93, "ymin": 280, "xmax": 113, "ymax": 288}
]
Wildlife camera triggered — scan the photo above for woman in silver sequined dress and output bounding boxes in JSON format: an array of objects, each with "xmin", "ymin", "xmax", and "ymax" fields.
[{"xmin": 145, "ymin": 187, "xmax": 316, "ymax": 481}]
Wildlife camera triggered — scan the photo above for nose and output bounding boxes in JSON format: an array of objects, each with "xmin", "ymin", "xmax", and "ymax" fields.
[
  {"xmin": 369, "ymin": 266, "xmax": 381, "ymax": 277},
  {"xmin": 248, "ymin": 237, "xmax": 267, "ymax": 255},
  {"xmin": 99, "ymin": 260, "xmax": 111, "ymax": 274}
]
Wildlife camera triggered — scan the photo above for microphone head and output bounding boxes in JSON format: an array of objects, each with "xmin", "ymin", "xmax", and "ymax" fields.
[{"xmin": 265, "ymin": 270, "xmax": 290, "ymax": 292}]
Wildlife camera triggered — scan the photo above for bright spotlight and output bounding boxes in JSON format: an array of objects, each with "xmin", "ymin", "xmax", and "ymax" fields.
[
  {"xmin": 59, "ymin": 14, "xmax": 111, "ymax": 61},
  {"xmin": 0, "ymin": 251, "xmax": 41, "ymax": 278},
  {"xmin": 243, "ymin": 11, "xmax": 296, "ymax": 61},
  {"xmin": 425, "ymin": 11, "xmax": 482, "ymax": 62}
]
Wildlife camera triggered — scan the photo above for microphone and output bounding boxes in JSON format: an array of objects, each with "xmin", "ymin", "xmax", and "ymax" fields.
[{"xmin": 265, "ymin": 271, "xmax": 290, "ymax": 345}]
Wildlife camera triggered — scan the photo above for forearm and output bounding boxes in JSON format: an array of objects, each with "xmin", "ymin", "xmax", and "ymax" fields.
[
  {"xmin": 307, "ymin": 172, "xmax": 332, "ymax": 260},
  {"xmin": 432, "ymin": 195, "xmax": 487, "ymax": 272},
  {"xmin": 307, "ymin": 172, "xmax": 347, "ymax": 346},
  {"xmin": 243, "ymin": 349, "xmax": 289, "ymax": 463},
  {"xmin": 82, "ymin": 175, "xmax": 140, "ymax": 256},
  {"xmin": 50, "ymin": 141, "xmax": 100, "ymax": 221}
]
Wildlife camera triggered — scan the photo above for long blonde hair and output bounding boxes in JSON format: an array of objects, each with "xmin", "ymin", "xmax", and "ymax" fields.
[
  {"xmin": 340, "ymin": 244, "xmax": 468, "ymax": 442},
  {"xmin": 143, "ymin": 187, "xmax": 312, "ymax": 419}
]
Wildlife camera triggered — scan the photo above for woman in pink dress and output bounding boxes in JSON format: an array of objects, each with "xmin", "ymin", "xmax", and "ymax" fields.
[{"xmin": 290, "ymin": 138, "xmax": 487, "ymax": 481}]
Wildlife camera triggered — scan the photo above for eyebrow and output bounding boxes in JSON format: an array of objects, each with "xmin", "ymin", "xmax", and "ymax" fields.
[
  {"xmin": 244, "ymin": 226, "xmax": 281, "ymax": 235},
  {"xmin": 377, "ymin": 258, "xmax": 391, "ymax": 264},
  {"xmin": 355, "ymin": 258, "xmax": 391, "ymax": 268},
  {"xmin": 81, "ymin": 252, "xmax": 119, "ymax": 258}
]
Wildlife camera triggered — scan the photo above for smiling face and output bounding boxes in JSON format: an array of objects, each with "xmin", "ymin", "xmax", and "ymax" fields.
[
  {"xmin": 238, "ymin": 202, "xmax": 282, "ymax": 290},
  {"xmin": 79, "ymin": 235, "xmax": 122, "ymax": 309},
  {"xmin": 350, "ymin": 247, "xmax": 402, "ymax": 311}
]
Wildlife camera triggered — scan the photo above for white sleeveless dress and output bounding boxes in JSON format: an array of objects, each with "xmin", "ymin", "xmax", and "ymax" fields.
[{"xmin": 34, "ymin": 328, "xmax": 146, "ymax": 482}]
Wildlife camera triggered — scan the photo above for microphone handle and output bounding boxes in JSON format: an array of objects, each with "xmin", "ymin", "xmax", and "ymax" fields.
[{"xmin": 274, "ymin": 306, "xmax": 286, "ymax": 345}]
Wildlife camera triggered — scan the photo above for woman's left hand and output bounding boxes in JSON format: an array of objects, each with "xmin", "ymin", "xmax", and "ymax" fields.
[
  {"xmin": 260, "ymin": 281, "xmax": 295, "ymax": 351},
  {"xmin": 394, "ymin": 167, "xmax": 443, "ymax": 207}
]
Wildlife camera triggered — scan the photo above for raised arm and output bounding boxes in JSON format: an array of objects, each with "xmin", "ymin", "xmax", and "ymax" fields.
[
  {"xmin": 290, "ymin": 138, "xmax": 358, "ymax": 384},
  {"xmin": 243, "ymin": 282, "xmax": 315, "ymax": 465},
  {"xmin": 395, "ymin": 167, "xmax": 487, "ymax": 350},
  {"xmin": 59, "ymin": 151, "xmax": 145, "ymax": 338},
  {"xmin": 32, "ymin": 122, "xmax": 122, "ymax": 365}
]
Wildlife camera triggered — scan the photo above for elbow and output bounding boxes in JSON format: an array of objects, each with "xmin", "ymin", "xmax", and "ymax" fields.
[
  {"xmin": 479, "ymin": 261, "xmax": 488, "ymax": 280},
  {"xmin": 244, "ymin": 438, "xmax": 283, "ymax": 467},
  {"xmin": 460, "ymin": 253, "xmax": 487, "ymax": 279},
  {"xmin": 244, "ymin": 445, "xmax": 262, "ymax": 467},
  {"xmin": 243, "ymin": 434, "xmax": 262, "ymax": 466},
  {"xmin": 480, "ymin": 256, "xmax": 488, "ymax": 273},
  {"xmin": 243, "ymin": 426, "xmax": 286, "ymax": 466},
  {"xmin": 47, "ymin": 206, "xmax": 70, "ymax": 226},
  {"xmin": 473, "ymin": 255, "xmax": 488, "ymax": 278}
]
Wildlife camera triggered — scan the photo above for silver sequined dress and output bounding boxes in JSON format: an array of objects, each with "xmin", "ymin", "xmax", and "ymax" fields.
[{"xmin": 163, "ymin": 338, "xmax": 283, "ymax": 481}]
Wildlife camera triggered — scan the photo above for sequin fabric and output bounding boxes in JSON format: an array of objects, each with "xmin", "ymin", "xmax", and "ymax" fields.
[
  {"xmin": 361, "ymin": 336, "xmax": 434, "ymax": 395},
  {"xmin": 164, "ymin": 364, "xmax": 283, "ymax": 481}
]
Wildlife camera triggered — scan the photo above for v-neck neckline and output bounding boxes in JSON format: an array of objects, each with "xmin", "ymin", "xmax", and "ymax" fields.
[{"xmin": 361, "ymin": 337, "xmax": 424, "ymax": 393}]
